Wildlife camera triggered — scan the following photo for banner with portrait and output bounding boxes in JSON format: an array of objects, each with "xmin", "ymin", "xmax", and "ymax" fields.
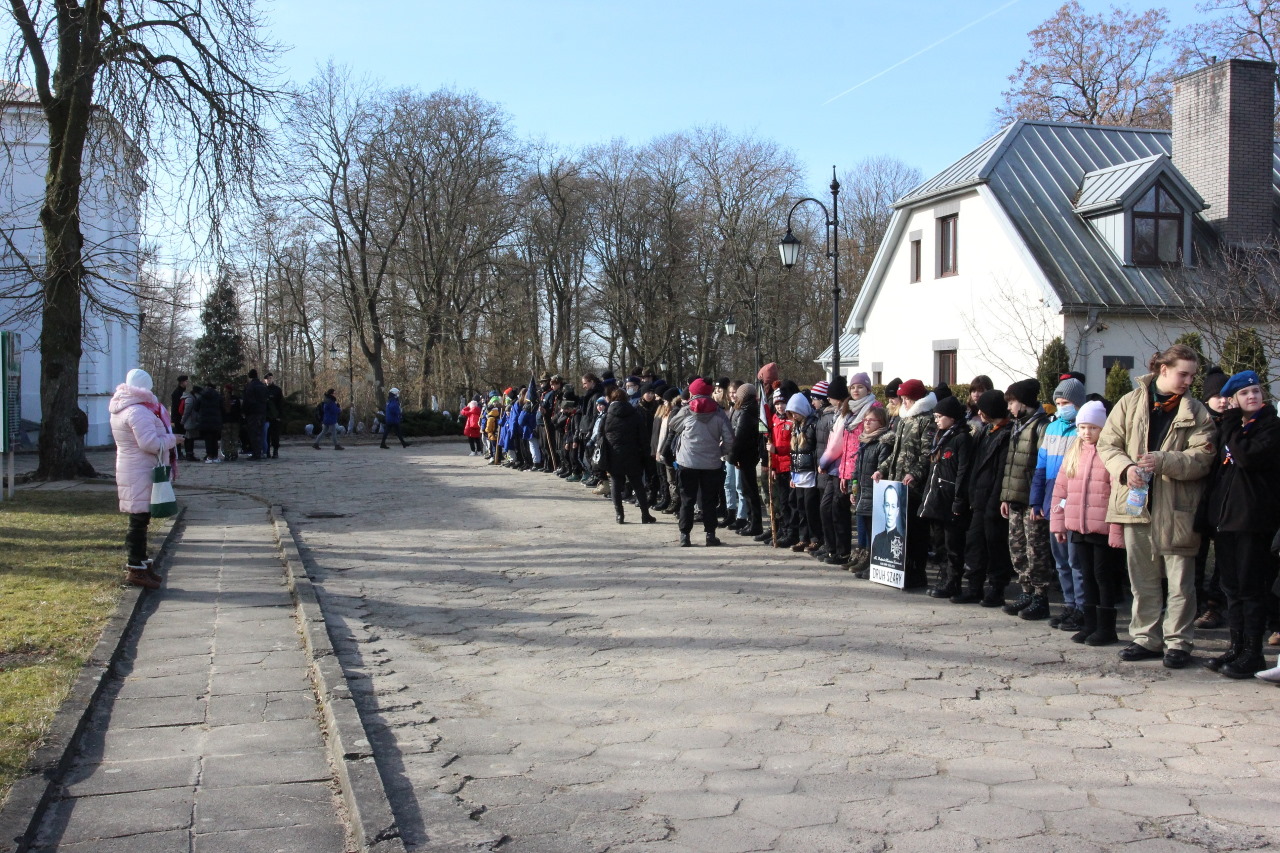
[{"xmin": 870, "ymin": 479, "xmax": 907, "ymax": 589}]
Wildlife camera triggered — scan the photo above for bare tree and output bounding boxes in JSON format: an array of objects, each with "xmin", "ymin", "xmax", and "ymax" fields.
[
  {"xmin": 997, "ymin": 1, "xmax": 1175, "ymax": 129},
  {"xmin": 3, "ymin": 0, "xmax": 279, "ymax": 478},
  {"xmin": 839, "ymin": 156, "xmax": 923, "ymax": 293},
  {"xmin": 1180, "ymin": 0, "xmax": 1280, "ymax": 131}
]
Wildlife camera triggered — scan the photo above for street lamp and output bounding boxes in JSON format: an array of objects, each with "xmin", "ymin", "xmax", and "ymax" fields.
[
  {"xmin": 723, "ymin": 295, "xmax": 763, "ymax": 390},
  {"xmin": 329, "ymin": 333, "xmax": 355, "ymax": 433},
  {"xmin": 779, "ymin": 166, "xmax": 842, "ymax": 381},
  {"xmin": 723, "ymin": 313, "xmax": 737, "ymax": 337}
]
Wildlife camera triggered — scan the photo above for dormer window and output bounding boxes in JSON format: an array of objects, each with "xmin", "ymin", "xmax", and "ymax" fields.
[{"xmin": 1132, "ymin": 185, "xmax": 1184, "ymax": 265}]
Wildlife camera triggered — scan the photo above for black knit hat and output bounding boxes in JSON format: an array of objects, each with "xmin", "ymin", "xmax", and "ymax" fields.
[
  {"xmin": 934, "ymin": 394, "xmax": 966, "ymax": 421},
  {"xmin": 934, "ymin": 382, "xmax": 954, "ymax": 400},
  {"xmin": 1007, "ymin": 378, "xmax": 1041, "ymax": 407},
  {"xmin": 662, "ymin": 387, "xmax": 681, "ymax": 402},
  {"xmin": 826, "ymin": 375, "xmax": 850, "ymax": 401},
  {"xmin": 1202, "ymin": 366, "xmax": 1229, "ymax": 400},
  {"xmin": 885, "ymin": 377, "xmax": 902, "ymax": 398},
  {"xmin": 978, "ymin": 389, "xmax": 1009, "ymax": 420}
]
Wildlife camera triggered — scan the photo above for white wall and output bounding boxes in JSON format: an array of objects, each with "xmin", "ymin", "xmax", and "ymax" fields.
[
  {"xmin": 0, "ymin": 106, "xmax": 142, "ymax": 447},
  {"xmin": 855, "ymin": 187, "xmax": 1062, "ymax": 392}
]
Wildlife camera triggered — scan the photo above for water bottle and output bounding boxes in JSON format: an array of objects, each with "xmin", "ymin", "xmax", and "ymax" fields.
[{"xmin": 1126, "ymin": 469, "xmax": 1152, "ymax": 516}]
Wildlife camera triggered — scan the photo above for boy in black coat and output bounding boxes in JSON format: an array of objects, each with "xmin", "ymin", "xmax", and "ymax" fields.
[
  {"xmin": 959, "ymin": 390, "xmax": 1014, "ymax": 605},
  {"xmin": 923, "ymin": 395, "xmax": 973, "ymax": 598}
]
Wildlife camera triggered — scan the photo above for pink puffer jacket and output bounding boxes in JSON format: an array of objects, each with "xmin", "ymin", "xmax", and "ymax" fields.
[
  {"xmin": 1049, "ymin": 442, "xmax": 1124, "ymax": 549},
  {"xmin": 110, "ymin": 384, "xmax": 178, "ymax": 513}
]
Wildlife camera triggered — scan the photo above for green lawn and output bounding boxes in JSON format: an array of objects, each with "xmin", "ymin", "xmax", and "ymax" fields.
[{"xmin": 0, "ymin": 490, "xmax": 126, "ymax": 807}]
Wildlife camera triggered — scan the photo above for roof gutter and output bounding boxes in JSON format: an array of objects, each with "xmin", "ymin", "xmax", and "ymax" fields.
[{"xmin": 891, "ymin": 179, "xmax": 988, "ymax": 210}]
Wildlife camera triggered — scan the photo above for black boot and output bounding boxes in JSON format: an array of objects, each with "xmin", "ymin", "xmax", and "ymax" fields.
[
  {"xmin": 616, "ymin": 512, "xmax": 625, "ymax": 524},
  {"xmin": 1205, "ymin": 629, "xmax": 1245, "ymax": 672},
  {"xmin": 928, "ymin": 580, "xmax": 961, "ymax": 599},
  {"xmin": 1221, "ymin": 632, "xmax": 1266, "ymax": 679},
  {"xmin": 641, "ymin": 511, "xmax": 657, "ymax": 524},
  {"xmin": 679, "ymin": 532, "xmax": 691, "ymax": 547},
  {"xmin": 1018, "ymin": 593, "xmax": 1051, "ymax": 621},
  {"xmin": 1086, "ymin": 606, "xmax": 1119, "ymax": 646},
  {"xmin": 706, "ymin": 532, "xmax": 722, "ymax": 547},
  {"xmin": 951, "ymin": 587, "xmax": 984, "ymax": 604},
  {"xmin": 1071, "ymin": 605, "xmax": 1097, "ymax": 644},
  {"xmin": 1002, "ymin": 592, "xmax": 1033, "ymax": 615}
]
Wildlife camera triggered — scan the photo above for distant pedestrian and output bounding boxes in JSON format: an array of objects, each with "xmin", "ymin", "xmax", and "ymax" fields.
[
  {"xmin": 242, "ymin": 369, "xmax": 268, "ymax": 460},
  {"xmin": 220, "ymin": 384, "xmax": 242, "ymax": 461},
  {"xmin": 380, "ymin": 387, "xmax": 411, "ymax": 449},
  {"xmin": 110, "ymin": 368, "xmax": 178, "ymax": 590},
  {"xmin": 264, "ymin": 371, "xmax": 285, "ymax": 458},
  {"xmin": 194, "ymin": 382, "xmax": 224, "ymax": 463},
  {"xmin": 312, "ymin": 389, "xmax": 344, "ymax": 450},
  {"xmin": 179, "ymin": 383, "xmax": 199, "ymax": 462}
]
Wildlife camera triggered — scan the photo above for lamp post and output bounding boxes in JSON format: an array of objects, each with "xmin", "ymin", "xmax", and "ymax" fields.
[
  {"xmin": 329, "ymin": 333, "xmax": 354, "ymax": 433},
  {"xmin": 779, "ymin": 166, "xmax": 841, "ymax": 381},
  {"xmin": 723, "ymin": 292, "xmax": 762, "ymax": 387}
]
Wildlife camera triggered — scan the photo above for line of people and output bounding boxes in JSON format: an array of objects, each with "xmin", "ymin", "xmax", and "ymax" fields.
[
  {"xmin": 466, "ymin": 345, "xmax": 1280, "ymax": 682},
  {"xmin": 169, "ymin": 369, "xmax": 285, "ymax": 462}
]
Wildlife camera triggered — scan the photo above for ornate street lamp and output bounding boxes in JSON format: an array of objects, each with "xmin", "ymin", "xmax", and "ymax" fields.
[
  {"xmin": 723, "ymin": 313, "xmax": 737, "ymax": 337},
  {"xmin": 779, "ymin": 167, "xmax": 842, "ymax": 381}
]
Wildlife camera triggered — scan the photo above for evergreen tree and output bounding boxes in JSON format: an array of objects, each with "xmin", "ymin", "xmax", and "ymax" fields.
[
  {"xmin": 1221, "ymin": 327, "xmax": 1269, "ymax": 384},
  {"xmin": 1174, "ymin": 331, "xmax": 1206, "ymax": 399},
  {"xmin": 1037, "ymin": 337, "xmax": 1071, "ymax": 400},
  {"xmin": 1105, "ymin": 360, "xmax": 1133, "ymax": 404},
  {"xmin": 193, "ymin": 275, "xmax": 245, "ymax": 389}
]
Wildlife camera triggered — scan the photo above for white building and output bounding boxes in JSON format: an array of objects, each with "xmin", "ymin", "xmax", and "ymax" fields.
[
  {"xmin": 842, "ymin": 59, "xmax": 1280, "ymax": 395},
  {"xmin": 0, "ymin": 90, "xmax": 144, "ymax": 447}
]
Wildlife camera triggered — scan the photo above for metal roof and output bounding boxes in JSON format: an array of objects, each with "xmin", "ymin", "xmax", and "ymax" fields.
[
  {"xmin": 895, "ymin": 124, "xmax": 1017, "ymax": 207},
  {"xmin": 815, "ymin": 333, "xmax": 860, "ymax": 365},
  {"xmin": 1075, "ymin": 153, "xmax": 1206, "ymax": 214}
]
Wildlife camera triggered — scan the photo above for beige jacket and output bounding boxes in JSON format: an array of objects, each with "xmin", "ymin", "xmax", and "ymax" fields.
[{"xmin": 1096, "ymin": 373, "xmax": 1215, "ymax": 555}]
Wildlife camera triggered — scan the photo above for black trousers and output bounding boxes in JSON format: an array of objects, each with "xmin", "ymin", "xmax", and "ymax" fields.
[
  {"xmin": 243, "ymin": 414, "xmax": 264, "ymax": 457},
  {"xmin": 820, "ymin": 476, "xmax": 851, "ymax": 557},
  {"xmin": 1071, "ymin": 532, "xmax": 1125, "ymax": 609},
  {"xmin": 769, "ymin": 473, "xmax": 794, "ymax": 535},
  {"xmin": 939, "ymin": 512, "xmax": 970, "ymax": 585},
  {"xmin": 737, "ymin": 463, "xmax": 763, "ymax": 531},
  {"xmin": 126, "ymin": 512, "xmax": 151, "ymax": 565},
  {"xmin": 1195, "ymin": 534, "xmax": 1225, "ymax": 611},
  {"xmin": 381, "ymin": 422, "xmax": 408, "ymax": 447},
  {"xmin": 201, "ymin": 428, "xmax": 220, "ymax": 460},
  {"xmin": 268, "ymin": 418, "xmax": 281, "ymax": 453},
  {"xmin": 1216, "ymin": 531, "xmax": 1280, "ymax": 636},
  {"xmin": 795, "ymin": 484, "xmax": 821, "ymax": 544},
  {"xmin": 964, "ymin": 510, "xmax": 1012, "ymax": 592},
  {"xmin": 612, "ymin": 466, "xmax": 650, "ymax": 516},
  {"xmin": 678, "ymin": 467, "xmax": 723, "ymax": 535}
]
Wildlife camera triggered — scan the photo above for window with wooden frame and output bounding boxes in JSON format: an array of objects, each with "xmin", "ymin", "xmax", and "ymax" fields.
[
  {"xmin": 909, "ymin": 238, "xmax": 922, "ymax": 282},
  {"xmin": 938, "ymin": 215, "xmax": 958, "ymax": 276},
  {"xmin": 936, "ymin": 350, "xmax": 957, "ymax": 386},
  {"xmin": 1131, "ymin": 185, "xmax": 1183, "ymax": 266}
]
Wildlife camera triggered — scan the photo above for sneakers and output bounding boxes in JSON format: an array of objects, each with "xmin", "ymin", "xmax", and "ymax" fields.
[{"xmin": 1193, "ymin": 608, "xmax": 1223, "ymax": 629}]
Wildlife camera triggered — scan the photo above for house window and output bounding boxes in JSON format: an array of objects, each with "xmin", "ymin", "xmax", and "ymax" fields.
[
  {"xmin": 1132, "ymin": 185, "xmax": 1183, "ymax": 266},
  {"xmin": 873, "ymin": 370, "xmax": 883, "ymax": 387},
  {"xmin": 936, "ymin": 350, "xmax": 957, "ymax": 386},
  {"xmin": 910, "ymin": 239, "xmax": 922, "ymax": 282},
  {"xmin": 1102, "ymin": 355, "xmax": 1135, "ymax": 371},
  {"xmin": 938, "ymin": 215, "xmax": 958, "ymax": 276}
]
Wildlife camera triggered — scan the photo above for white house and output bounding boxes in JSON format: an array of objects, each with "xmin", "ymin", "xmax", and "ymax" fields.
[
  {"xmin": 0, "ymin": 89, "xmax": 144, "ymax": 447},
  {"xmin": 843, "ymin": 59, "xmax": 1280, "ymax": 396}
]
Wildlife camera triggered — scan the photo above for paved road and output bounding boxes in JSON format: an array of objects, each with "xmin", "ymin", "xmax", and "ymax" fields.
[{"xmin": 56, "ymin": 442, "xmax": 1280, "ymax": 851}]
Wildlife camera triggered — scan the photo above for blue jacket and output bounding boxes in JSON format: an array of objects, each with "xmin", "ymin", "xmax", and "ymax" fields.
[
  {"xmin": 321, "ymin": 396, "xmax": 340, "ymax": 426},
  {"xmin": 515, "ymin": 406, "xmax": 536, "ymax": 441},
  {"xmin": 1030, "ymin": 412, "xmax": 1078, "ymax": 515},
  {"xmin": 385, "ymin": 396, "xmax": 402, "ymax": 425}
]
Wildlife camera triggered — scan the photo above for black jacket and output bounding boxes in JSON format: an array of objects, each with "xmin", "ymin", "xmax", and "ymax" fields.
[
  {"xmin": 577, "ymin": 383, "xmax": 603, "ymax": 441},
  {"xmin": 603, "ymin": 400, "xmax": 648, "ymax": 473},
  {"xmin": 242, "ymin": 378, "xmax": 268, "ymax": 416},
  {"xmin": 1205, "ymin": 405, "xmax": 1280, "ymax": 533},
  {"xmin": 729, "ymin": 399, "xmax": 761, "ymax": 468},
  {"xmin": 853, "ymin": 429, "xmax": 894, "ymax": 516},
  {"xmin": 920, "ymin": 423, "xmax": 973, "ymax": 520},
  {"xmin": 193, "ymin": 386, "xmax": 224, "ymax": 432},
  {"xmin": 265, "ymin": 383, "xmax": 285, "ymax": 420},
  {"xmin": 969, "ymin": 421, "xmax": 1012, "ymax": 518}
]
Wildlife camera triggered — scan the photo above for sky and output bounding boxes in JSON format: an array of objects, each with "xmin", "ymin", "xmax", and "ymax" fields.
[{"xmin": 264, "ymin": 0, "xmax": 1206, "ymax": 192}]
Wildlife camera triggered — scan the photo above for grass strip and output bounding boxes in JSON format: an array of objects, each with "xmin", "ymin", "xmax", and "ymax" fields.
[{"xmin": 0, "ymin": 490, "xmax": 124, "ymax": 807}]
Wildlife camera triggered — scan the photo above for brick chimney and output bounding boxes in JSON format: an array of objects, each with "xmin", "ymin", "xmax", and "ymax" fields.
[{"xmin": 1172, "ymin": 58, "xmax": 1276, "ymax": 247}]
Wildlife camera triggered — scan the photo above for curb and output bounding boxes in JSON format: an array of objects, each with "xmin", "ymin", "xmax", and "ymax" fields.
[
  {"xmin": 270, "ymin": 506, "xmax": 407, "ymax": 853},
  {"xmin": 0, "ymin": 508, "xmax": 185, "ymax": 853}
]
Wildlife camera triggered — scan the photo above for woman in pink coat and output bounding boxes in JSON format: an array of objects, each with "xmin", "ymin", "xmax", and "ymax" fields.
[
  {"xmin": 1050, "ymin": 400, "xmax": 1125, "ymax": 646},
  {"xmin": 109, "ymin": 368, "xmax": 177, "ymax": 589}
]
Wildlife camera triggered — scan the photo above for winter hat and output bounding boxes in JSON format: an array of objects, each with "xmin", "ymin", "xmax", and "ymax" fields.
[
  {"xmin": 561, "ymin": 400, "xmax": 578, "ymax": 411},
  {"xmin": 978, "ymin": 389, "xmax": 1009, "ymax": 420},
  {"xmin": 1077, "ymin": 400, "xmax": 1107, "ymax": 427},
  {"xmin": 389, "ymin": 387, "xmax": 400, "ymax": 396},
  {"xmin": 715, "ymin": 377, "xmax": 731, "ymax": 390},
  {"xmin": 1222, "ymin": 370, "xmax": 1263, "ymax": 398},
  {"xmin": 596, "ymin": 396, "xmax": 609, "ymax": 407},
  {"xmin": 785, "ymin": 393, "xmax": 814, "ymax": 418},
  {"xmin": 934, "ymin": 382, "xmax": 954, "ymax": 400},
  {"xmin": 625, "ymin": 375, "xmax": 642, "ymax": 387},
  {"xmin": 1052, "ymin": 378, "xmax": 1086, "ymax": 408},
  {"xmin": 884, "ymin": 377, "xmax": 902, "ymax": 399},
  {"xmin": 850, "ymin": 372, "xmax": 871, "ymax": 391},
  {"xmin": 826, "ymin": 376, "xmax": 850, "ymax": 401},
  {"xmin": 897, "ymin": 379, "xmax": 928, "ymax": 401},
  {"xmin": 779, "ymin": 379, "xmax": 801, "ymax": 401},
  {"xmin": 662, "ymin": 387, "xmax": 681, "ymax": 402},
  {"xmin": 602, "ymin": 371, "xmax": 616, "ymax": 385},
  {"xmin": 772, "ymin": 389, "xmax": 786, "ymax": 403},
  {"xmin": 810, "ymin": 380, "xmax": 830, "ymax": 399},
  {"xmin": 689, "ymin": 378, "xmax": 715, "ymax": 397},
  {"xmin": 933, "ymin": 395, "xmax": 966, "ymax": 421},
  {"xmin": 125, "ymin": 368, "xmax": 153, "ymax": 391},
  {"xmin": 757, "ymin": 362, "xmax": 779, "ymax": 385},
  {"xmin": 1059, "ymin": 371, "xmax": 1086, "ymax": 383},
  {"xmin": 1007, "ymin": 378, "xmax": 1041, "ymax": 407},
  {"xmin": 1202, "ymin": 367, "xmax": 1229, "ymax": 400}
]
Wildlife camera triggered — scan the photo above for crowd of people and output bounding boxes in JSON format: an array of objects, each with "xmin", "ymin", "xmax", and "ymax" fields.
[
  {"xmin": 464, "ymin": 344, "xmax": 1280, "ymax": 683},
  {"xmin": 168, "ymin": 369, "xmax": 287, "ymax": 462}
]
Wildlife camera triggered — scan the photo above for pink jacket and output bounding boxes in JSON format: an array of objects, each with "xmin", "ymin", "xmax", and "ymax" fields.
[
  {"xmin": 1049, "ymin": 442, "xmax": 1124, "ymax": 549},
  {"xmin": 110, "ymin": 384, "xmax": 178, "ymax": 513},
  {"xmin": 831, "ymin": 399, "xmax": 883, "ymax": 481}
]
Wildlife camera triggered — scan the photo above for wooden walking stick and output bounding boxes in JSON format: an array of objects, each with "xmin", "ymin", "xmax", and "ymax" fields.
[
  {"xmin": 543, "ymin": 418, "xmax": 559, "ymax": 470},
  {"xmin": 767, "ymin": 463, "xmax": 777, "ymax": 548}
]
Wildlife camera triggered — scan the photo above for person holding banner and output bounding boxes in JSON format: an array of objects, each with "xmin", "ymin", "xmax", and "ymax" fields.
[
  {"xmin": 873, "ymin": 379, "xmax": 938, "ymax": 588},
  {"xmin": 109, "ymin": 368, "xmax": 178, "ymax": 590}
]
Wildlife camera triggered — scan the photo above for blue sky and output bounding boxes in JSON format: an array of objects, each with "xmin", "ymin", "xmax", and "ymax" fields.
[{"xmin": 269, "ymin": 0, "xmax": 1202, "ymax": 190}]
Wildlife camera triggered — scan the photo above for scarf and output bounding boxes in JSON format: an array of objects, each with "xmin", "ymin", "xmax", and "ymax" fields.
[
  {"xmin": 141, "ymin": 397, "xmax": 179, "ymax": 478},
  {"xmin": 1153, "ymin": 392, "xmax": 1182, "ymax": 414}
]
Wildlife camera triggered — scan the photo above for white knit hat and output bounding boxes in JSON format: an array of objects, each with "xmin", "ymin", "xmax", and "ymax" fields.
[
  {"xmin": 389, "ymin": 387, "xmax": 400, "ymax": 396},
  {"xmin": 125, "ymin": 368, "xmax": 153, "ymax": 391},
  {"xmin": 1077, "ymin": 400, "xmax": 1107, "ymax": 427}
]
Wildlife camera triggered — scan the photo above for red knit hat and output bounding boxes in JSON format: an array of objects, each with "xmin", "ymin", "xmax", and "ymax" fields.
[
  {"xmin": 897, "ymin": 379, "xmax": 928, "ymax": 401},
  {"xmin": 689, "ymin": 378, "xmax": 715, "ymax": 397}
]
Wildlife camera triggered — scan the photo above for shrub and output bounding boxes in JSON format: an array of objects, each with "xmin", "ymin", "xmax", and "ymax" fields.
[
  {"xmin": 1104, "ymin": 361, "xmax": 1133, "ymax": 404},
  {"xmin": 400, "ymin": 409, "xmax": 464, "ymax": 437},
  {"xmin": 1037, "ymin": 337, "xmax": 1071, "ymax": 400}
]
